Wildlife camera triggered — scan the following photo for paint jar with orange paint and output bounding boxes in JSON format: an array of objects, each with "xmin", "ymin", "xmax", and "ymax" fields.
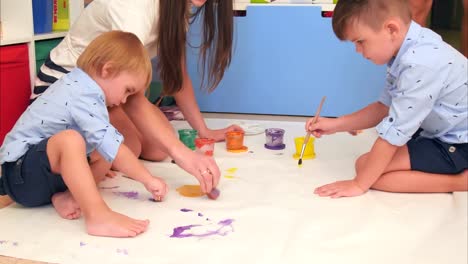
[
  {"xmin": 195, "ymin": 138, "xmax": 216, "ymax": 156},
  {"xmin": 225, "ymin": 131, "xmax": 248, "ymax": 153}
]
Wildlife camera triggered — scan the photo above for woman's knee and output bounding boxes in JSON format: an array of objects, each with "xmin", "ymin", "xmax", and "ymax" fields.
[{"xmin": 109, "ymin": 106, "xmax": 143, "ymax": 157}]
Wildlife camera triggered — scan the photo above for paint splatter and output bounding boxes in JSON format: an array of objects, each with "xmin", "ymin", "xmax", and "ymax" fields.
[
  {"xmin": 226, "ymin": 168, "xmax": 238, "ymax": 174},
  {"xmin": 12, "ymin": 242, "xmax": 18, "ymax": 246},
  {"xmin": 170, "ymin": 219, "xmax": 235, "ymax": 239},
  {"xmin": 176, "ymin": 185, "xmax": 204, "ymax": 197},
  {"xmin": 112, "ymin": 191, "xmax": 139, "ymax": 199},
  {"xmin": 224, "ymin": 175, "xmax": 236, "ymax": 179},
  {"xmin": 148, "ymin": 198, "xmax": 162, "ymax": 202},
  {"xmin": 100, "ymin": 186, "xmax": 119, "ymax": 190},
  {"xmin": 0, "ymin": 240, "xmax": 7, "ymax": 245},
  {"xmin": 180, "ymin": 208, "xmax": 193, "ymax": 212},
  {"xmin": 116, "ymin": 248, "xmax": 129, "ymax": 255},
  {"xmin": 198, "ymin": 212, "xmax": 203, "ymax": 217},
  {"xmin": 80, "ymin": 242, "xmax": 87, "ymax": 247}
]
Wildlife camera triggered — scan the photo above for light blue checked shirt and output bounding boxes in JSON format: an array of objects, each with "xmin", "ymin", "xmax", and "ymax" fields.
[
  {"xmin": 0, "ymin": 68, "xmax": 124, "ymax": 164},
  {"xmin": 377, "ymin": 21, "xmax": 468, "ymax": 146}
]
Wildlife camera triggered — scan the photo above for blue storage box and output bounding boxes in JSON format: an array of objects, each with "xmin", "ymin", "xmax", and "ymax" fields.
[{"xmin": 32, "ymin": 0, "xmax": 53, "ymax": 34}]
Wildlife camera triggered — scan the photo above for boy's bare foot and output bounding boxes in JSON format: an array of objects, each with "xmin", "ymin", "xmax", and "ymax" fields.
[
  {"xmin": 86, "ymin": 210, "xmax": 149, "ymax": 238},
  {"xmin": 51, "ymin": 191, "xmax": 81, "ymax": 220}
]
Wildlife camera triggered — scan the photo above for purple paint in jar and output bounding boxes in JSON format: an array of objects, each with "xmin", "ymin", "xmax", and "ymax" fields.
[{"xmin": 264, "ymin": 128, "xmax": 286, "ymax": 150}]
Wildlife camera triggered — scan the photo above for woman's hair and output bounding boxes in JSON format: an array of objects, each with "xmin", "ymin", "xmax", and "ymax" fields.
[
  {"xmin": 77, "ymin": 31, "xmax": 152, "ymax": 89},
  {"xmin": 157, "ymin": 0, "xmax": 233, "ymax": 95},
  {"xmin": 332, "ymin": 0, "xmax": 412, "ymax": 40}
]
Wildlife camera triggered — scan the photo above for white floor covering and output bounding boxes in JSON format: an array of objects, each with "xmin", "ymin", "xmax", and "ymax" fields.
[{"xmin": 0, "ymin": 118, "xmax": 466, "ymax": 264}]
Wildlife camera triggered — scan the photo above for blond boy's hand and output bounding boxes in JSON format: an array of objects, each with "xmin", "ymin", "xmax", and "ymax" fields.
[
  {"xmin": 314, "ymin": 180, "xmax": 366, "ymax": 198},
  {"xmin": 144, "ymin": 176, "xmax": 168, "ymax": 202}
]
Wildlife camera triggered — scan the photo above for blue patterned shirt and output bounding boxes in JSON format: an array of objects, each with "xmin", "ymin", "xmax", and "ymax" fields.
[
  {"xmin": 0, "ymin": 68, "xmax": 124, "ymax": 164},
  {"xmin": 377, "ymin": 21, "xmax": 468, "ymax": 146}
]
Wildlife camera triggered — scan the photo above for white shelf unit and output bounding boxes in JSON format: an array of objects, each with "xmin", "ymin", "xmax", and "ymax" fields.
[{"xmin": 0, "ymin": 0, "xmax": 84, "ymax": 90}]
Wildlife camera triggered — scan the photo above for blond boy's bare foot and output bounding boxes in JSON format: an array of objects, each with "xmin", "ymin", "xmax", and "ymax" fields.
[
  {"xmin": 86, "ymin": 210, "xmax": 149, "ymax": 238},
  {"xmin": 51, "ymin": 191, "xmax": 81, "ymax": 220}
]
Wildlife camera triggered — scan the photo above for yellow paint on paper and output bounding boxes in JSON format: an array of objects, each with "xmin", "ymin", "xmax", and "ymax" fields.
[
  {"xmin": 226, "ymin": 168, "xmax": 238, "ymax": 174},
  {"xmin": 224, "ymin": 175, "xmax": 236, "ymax": 179}
]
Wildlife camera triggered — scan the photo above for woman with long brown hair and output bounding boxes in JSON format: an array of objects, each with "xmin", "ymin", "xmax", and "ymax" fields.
[{"xmin": 33, "ymin": 0, "xmax": 240, "ymax": 193}]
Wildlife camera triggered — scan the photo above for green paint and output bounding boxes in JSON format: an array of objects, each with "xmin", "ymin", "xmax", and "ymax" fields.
[{"xmin": 178, "ymin": 129, "xmax": 198, "ymax": 150}]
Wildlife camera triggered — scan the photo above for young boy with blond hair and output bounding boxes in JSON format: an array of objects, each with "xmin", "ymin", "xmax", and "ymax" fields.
[
  {"xmin": 0, "ymin": 31, "xmax": 168, "ymax": 237},
  {"xmin": 307, "ymin": 0, "xmax": 467, "ymax": 198}
]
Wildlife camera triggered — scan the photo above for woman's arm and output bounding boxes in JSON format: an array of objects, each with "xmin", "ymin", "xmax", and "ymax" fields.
[{"xmin": 173, "ymin": 63, "xmax": 242, "ymax": 141}]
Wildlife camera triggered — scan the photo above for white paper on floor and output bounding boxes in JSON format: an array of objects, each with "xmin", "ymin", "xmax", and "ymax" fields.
[{"xmin": 0, "ymin": 118, "xmax": 466, "ymax": 264}]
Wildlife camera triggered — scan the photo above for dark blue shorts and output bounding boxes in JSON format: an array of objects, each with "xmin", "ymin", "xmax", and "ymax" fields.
[
  {"xmin": 407, "ymin": 136, "xmax": 468, "ymax": 174},
  {"xmin": 0, "ymin": 138, "xmax": 67, "ymax": 207}
]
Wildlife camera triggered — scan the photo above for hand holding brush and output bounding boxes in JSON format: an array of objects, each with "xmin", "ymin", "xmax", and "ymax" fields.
[{"xmin": 298, "ymin": 96, "xmax": 326, "ymax": 166}]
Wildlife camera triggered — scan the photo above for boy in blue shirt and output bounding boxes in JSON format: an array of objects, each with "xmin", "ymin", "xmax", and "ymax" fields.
[
  {"xmin": 307, "ymin": 0, "xmax": 467, "ymax": 198},
  {"xmin": 0, "ymin": 31, "xmax": 168, "ymax": 237}
]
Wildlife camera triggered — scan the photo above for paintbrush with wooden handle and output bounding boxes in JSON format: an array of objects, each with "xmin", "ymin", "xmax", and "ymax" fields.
[{"xmin": 298, "ymin": 96, "xmax": 326, "ymax": 166}]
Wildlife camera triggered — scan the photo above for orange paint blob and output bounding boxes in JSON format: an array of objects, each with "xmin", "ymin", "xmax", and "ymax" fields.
[{"xmin": 176, "ymin": 185, "xmax": 204, "ymax": 197}]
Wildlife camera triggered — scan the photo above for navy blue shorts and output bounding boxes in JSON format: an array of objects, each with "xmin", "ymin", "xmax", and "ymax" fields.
[
  {"xmin": 407, "ymin": 136, "xmax": 468, "ymax": 174},
  {"xmin": 0, "ymin": 138, "xmax": 67, "ymax": 207}
]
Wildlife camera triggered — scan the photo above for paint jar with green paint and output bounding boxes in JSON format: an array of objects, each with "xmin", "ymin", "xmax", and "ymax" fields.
[{"xmin": 178, "ymin": 129, "xmax": 198, "ymax": 150}]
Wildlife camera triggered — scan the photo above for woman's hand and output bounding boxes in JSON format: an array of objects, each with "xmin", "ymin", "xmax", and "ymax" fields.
[
  {"xmin": 198, "ymin": 124, "xmax": 243, "ymax": 142},
  {"xmin": 172, "ymin": 148, "xmax": 221, "ymax": 193}
]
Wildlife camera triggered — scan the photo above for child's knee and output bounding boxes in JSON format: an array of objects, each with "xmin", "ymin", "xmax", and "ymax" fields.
[
  {"xmin": 51, "ymin": 130, "xmax": 86, "ymax": 150},
  {"xmin": 355, "ymin": 153, "xmax": 369, "ymax": 172}
]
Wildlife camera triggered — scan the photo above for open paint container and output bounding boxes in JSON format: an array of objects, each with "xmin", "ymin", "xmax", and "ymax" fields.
[
  {"xmin": 225, "ymin": 131, "xmax": 248, "ymax": 153},
  {"xmin": 195, "ymin": 138, "xmax": 216, "ymax": 156},
  {"xmin": 178, "ymin": 129, "xmax": 197, "ymax": 150},
  {"xmin": 264, "ymin": 128, "xmax": 286, "ymax": 150},
  {"xmin": 293, "ymin": 136, "xmax": 315, "ymax": 160}
]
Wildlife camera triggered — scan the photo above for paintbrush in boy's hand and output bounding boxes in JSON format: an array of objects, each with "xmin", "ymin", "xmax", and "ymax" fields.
[{"xmin": 298, "ymin": 96, "xmax": 326, "ymax": 166}]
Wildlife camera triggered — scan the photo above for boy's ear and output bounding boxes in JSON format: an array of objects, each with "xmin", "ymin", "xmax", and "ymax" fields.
[
  {"xmin": 385, "ymin": 19, "xmax": 401, "ymax": 39},
  {"xmin": 100, "ymin": 62, "xmax": 113, "ymax": 79}
]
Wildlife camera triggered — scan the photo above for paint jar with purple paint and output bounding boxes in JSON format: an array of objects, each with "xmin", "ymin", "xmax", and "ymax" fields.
[{"xmin": 264, "ymin": 128, "xmax": 286, "ymax": 150}]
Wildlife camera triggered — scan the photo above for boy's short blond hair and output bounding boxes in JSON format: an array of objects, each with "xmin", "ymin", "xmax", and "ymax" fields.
[
  {"xmin": 332, "ymin": 0, "xmax": 412, "ymax": 40},
  {"xmin": 77, "ymin": 31, "xmax": 152, "ymax": 89}
]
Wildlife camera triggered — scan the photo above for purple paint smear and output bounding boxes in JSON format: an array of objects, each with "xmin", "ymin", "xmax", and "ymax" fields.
[
  {"xmin": 0, "ymin": 240, "xmax": 18, "ymax": 246},
  {"xmin": 198, "ymin": 212, "xmax": 203, "ymax": 217},
  {"xmin": 117, "ymin": 248, "xmax": 129, "ymax": 255},
  {"xmin": 100, "ymin": 186, "xmax": 120, "ymax": 190},
  {"xmin": 112, "ymin": 191, "xmax": 139, "ymax": 199},
  {"xmin": 180, "ymin": 208, "xmax": 193, "ymax": 212},
  {"xmin": 170, "ymin": 219, "xmax": 235, "ymax": 238},
  {"xmin": 80, "ymin": 242, "xmax": 87, "ymax": 247}
]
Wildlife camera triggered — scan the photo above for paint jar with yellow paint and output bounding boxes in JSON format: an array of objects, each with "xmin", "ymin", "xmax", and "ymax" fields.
[{"xmin": 293, "ymin": 136, "xmax": 315, "ymax": 160}]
